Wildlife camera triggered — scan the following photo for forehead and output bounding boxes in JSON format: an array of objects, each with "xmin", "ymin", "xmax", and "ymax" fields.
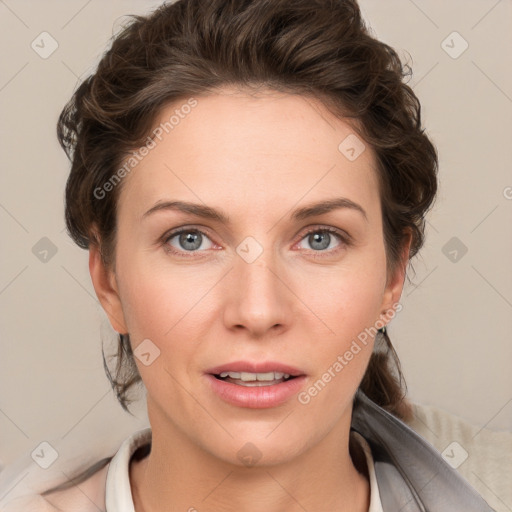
[{"xmin": 117, "ymin": 88, "xmax": 380, "ymax": 223}]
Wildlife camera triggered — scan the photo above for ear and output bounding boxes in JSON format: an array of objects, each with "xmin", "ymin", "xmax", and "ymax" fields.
[
  {"xmin": 379, "ymin": 229, "xmax": 412, "ymax": 323},
  {"xmin": 89, "ymin": 242, "xmax": 128, "ymax": 334}
]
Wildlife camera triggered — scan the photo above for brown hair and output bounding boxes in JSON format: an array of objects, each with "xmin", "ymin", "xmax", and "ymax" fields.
[{"xmin": 58, "ymin": 0, "xmax": 436, "ymax": 429}]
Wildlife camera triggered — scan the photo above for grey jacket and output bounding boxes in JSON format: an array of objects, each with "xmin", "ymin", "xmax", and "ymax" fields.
[{"xmin": 352, "ymin": 391, "xmax": 496, "ymax": 511}]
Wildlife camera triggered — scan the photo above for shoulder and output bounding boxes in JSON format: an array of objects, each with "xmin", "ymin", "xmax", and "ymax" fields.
[
  {"xmin": 407, "ymin": 401, "xmax": 512, "ymax": 512},
  {"xmin": 2, "ymin": 463, "xmax": 109, "ymax": 512},
  {"xmin": 407, "ymin": 400, "xmax": 512, "ymax": 471},
  {"xmin": 1, "ymin": 427, "xmax": 151, "ymax": 512}
]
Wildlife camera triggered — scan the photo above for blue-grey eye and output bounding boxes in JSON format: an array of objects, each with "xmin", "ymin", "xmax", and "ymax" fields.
[
  {"xmin": 298, "ymin": 230, "xmax": 342, "ymax": 251},
  {"xmin": 167, "ymin": 230, "xmax": 214, "ymax": 252}
]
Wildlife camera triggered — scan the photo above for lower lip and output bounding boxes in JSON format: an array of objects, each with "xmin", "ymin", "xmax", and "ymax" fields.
[{"xmin": 205, "ymin": 374, "xmax": 307, "ymax": 409}]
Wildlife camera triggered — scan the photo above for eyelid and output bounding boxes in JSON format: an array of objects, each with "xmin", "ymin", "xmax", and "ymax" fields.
[{"xmin": 295, "ymin": 225, "xmax": 352, "ymax": 244}]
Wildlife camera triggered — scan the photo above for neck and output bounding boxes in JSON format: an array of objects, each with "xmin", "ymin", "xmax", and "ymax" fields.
[{"xmin": 130, "ymin": 414, "xmax": 370, "ymax": 512}]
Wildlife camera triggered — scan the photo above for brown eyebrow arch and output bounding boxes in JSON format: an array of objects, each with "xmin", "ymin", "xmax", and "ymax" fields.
[
  {"xmin": 142, "ymin": 197, "xmax": 368, "ymax": 223},
  {"xmin": 292, "ymin": 197, "xmax": 368, "ymax": 222}
]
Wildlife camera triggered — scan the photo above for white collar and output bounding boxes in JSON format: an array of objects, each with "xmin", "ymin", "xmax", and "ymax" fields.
[
  {"xmin": 105, "ymin": 427, "xmax": 151, "ymax": 512},
  {"xmin": 352, "ymin": 431, "xmax": 384, "ymax": 512},
  {"xmin": 105, "ymin": 427, "xmax": 383, "ymax": 512}
]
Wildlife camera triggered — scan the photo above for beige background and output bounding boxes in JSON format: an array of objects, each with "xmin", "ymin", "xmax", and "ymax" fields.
[{"xmin": 0, "ymin": 0, "xmax": 511, "ymax": 484}]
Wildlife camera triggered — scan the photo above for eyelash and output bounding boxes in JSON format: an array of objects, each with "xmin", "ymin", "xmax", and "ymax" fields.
[{"xmin": 161, "ymin": 225, "xmax": 351, "ymax": 259}]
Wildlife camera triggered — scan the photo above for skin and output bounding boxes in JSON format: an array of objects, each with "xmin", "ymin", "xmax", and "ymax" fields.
[{"xmin": 89, "ymin": 86, "xmax": 411, "ymax": 512}]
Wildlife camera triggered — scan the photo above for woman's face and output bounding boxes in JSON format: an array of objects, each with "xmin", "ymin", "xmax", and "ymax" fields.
[{"xmin": 91, "ymin": 87, "xmax": 407, "ymax": 466}]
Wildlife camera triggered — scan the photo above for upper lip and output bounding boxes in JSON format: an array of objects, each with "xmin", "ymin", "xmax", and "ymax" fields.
[{"xmin": 206, "ymin": 360, "xmax": 305, "ymax": 377}]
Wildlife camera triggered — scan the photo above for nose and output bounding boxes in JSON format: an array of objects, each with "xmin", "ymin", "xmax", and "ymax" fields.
[{"xmin": 222, "ymin": 245, "xmax": 292, "ymax": 339}]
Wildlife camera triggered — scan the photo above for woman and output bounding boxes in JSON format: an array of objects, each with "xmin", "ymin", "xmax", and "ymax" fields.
[{"xmin": 1, "ymin": 0, "xmax": 496, "ymax": 510}]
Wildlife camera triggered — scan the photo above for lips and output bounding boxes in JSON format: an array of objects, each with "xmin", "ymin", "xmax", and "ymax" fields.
[
  {"xmin": 204, "ymin": 360, "xmax": 307, "ymax": 408},
  {"xmin": 205, "ymin": 360, "xmax": 305, "ymax": 377}
]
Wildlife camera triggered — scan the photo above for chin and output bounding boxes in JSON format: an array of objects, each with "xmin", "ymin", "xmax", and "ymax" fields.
[{"xmin": 199, "ymin": 427, "xmax": 315, "ymax": 469}]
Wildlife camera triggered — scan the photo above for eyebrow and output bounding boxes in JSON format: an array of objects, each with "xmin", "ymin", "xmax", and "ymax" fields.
[{"xmin": 142, "ymin": 197, "xmax": 368, "ymax": 223}]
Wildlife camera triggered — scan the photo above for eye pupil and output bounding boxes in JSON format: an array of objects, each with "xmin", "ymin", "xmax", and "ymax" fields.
[
  {"xmin": 309, "ymin": 231, "xmax": 330, "ymax": 250},
  {"xmin": 180, "ymin": 231, "xmax": 202, "ymax": 251}
]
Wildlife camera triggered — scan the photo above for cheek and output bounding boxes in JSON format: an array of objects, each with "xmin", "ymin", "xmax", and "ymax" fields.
[
  {"xmin": 293, "ymin": 266, "xmax": 385, "ymax": 415},
  {"xmin": 291, "ymin": 250, "xmax": 387, "ymax": 396},
  {"xmin": 114, "ymin": 269, "xmax": 200, "ymax": 396},
  {"xmin": 114, "ymin": 250, "xmax": 212, "ymax": 365},
  {"xmin": 297, "ymin": 251, "xmax": 387, "ymax": 338},
  {"xmin": 112, "ymin": 248, "xmax": 172, "ymax": 346},
  {"xmin": 328, "ymin": 277, "xmax": 384, "ymax": 342},
  {"xmin": 299, "ymin": 277, "xmax": 381, "ymax": 387}
]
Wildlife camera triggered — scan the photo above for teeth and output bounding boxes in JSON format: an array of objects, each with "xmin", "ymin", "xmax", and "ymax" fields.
[{"xmin": 218, "ymin": 371, "xmax": 291, "ymax": 381}]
